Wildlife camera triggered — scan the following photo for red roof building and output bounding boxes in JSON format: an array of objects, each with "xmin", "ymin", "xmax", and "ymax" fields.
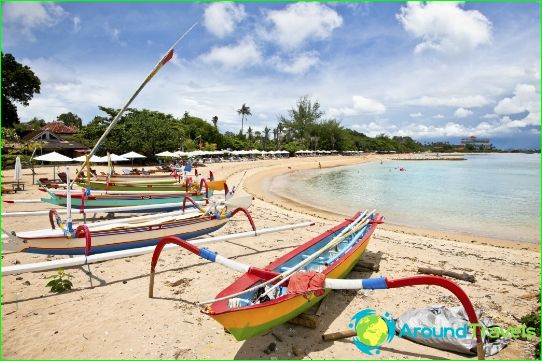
[{"xmin": 41, "ymin": 122, "xmax": 79, "ymax": 134}]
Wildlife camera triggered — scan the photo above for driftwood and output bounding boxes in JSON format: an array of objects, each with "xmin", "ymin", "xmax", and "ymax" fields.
[
  {"xmin": 417, "ymin": 267, "xmax": 476, "ymax": 283},
  {"xmin": 353, "ymin": 261, "xmax": 380, "ymax": 272},
  {"xmin": 519, "ymin": 291, "xmax": 539, "ymax": 300},
  {"xmin": 322, "ymin": 329, "xmax": 356, "ymax": 341},
  {"xmin": 288, "ymin": 313, "xmax": 320, "ymax": 329}
]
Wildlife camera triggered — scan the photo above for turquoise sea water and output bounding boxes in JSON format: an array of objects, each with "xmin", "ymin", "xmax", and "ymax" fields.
[{"xmin": 272, "ymin": 154, "xmax": 540, "ymax": 243}]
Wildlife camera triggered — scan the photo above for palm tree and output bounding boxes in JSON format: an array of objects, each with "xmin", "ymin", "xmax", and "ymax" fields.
[
  {"xmin": 273, "ymin": 128, "xmax": 278, "ymax": 149},
  {"xmin": 237, "ymin": 103, "xmax": 252, "ymax": 134},
  {"xmin": 212, "ymin": 115, "xmax": 218, "ymax": 129},
  {"xmin": 277, "ymin": 122, "xmax": 284, "ymax": 147},
  {"xmin": 263, "ymin": 126, "xmax": 270, "ymax": 149}
]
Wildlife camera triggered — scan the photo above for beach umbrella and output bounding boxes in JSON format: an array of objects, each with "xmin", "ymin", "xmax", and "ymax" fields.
[
  {"xmin": 120, "ymin": 151, "xmax": 146, "ymax": 167},
  {"xmin": 172, "ymin": 151, "xmax": 188, "ymax": 158},
  {"xmin": 34, "ymin": 151, "xmax": 73, "ymax": 180},
  {"xmin": 156, "ymin": 151, "xmax": 176, "ymax": 157},
  {"xmin": 73, "ymin": 155, "xmax": 108, "ymax": 163},
  {"xmin": 109, "ymin": 153, "xmax": 129, "ymax": 162},
  {"xmin": 14, "ymin": 156, "xmax": 22, "ymax": 190}
]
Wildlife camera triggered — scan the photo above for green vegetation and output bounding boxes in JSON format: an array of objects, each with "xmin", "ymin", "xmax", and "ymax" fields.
[
  {"xmin": 1, "ymin": 53, "xmax": 41, "ymax": 127},
  {"xmin": 520, "ymin": 307, "xmax": 540, "ymax": 359},
  {"xmin": 46, "ymin": 269, "xmax": 74, "ymax": 293},
  {"xmin": 57, "ymin": 112, "xmax": 83, "ymax": 129}
]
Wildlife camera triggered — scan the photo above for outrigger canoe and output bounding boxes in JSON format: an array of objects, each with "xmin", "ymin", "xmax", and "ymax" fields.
[
  {"xmin": 150, "ymin": 211, "xmax": 383, "ymax": 340},
  {"xmin": 148, "ymin": 211, "xmax": 485, "ymax": 358},
  {"xmin": 80, "ymin": 178, "xmax": 226, "ymax": 192},
  {"xmin": 2, "ymin": 201, "xmax": 254, "ymax": 256},
  {"xmin": 41, "ymin": 189, "xmax": 214, "ymax": 210}
]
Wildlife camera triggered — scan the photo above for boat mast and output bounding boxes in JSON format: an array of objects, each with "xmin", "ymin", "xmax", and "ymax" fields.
[{"xmin": 70, "ymin": 22, "xmax": 198, "ymax": 187}]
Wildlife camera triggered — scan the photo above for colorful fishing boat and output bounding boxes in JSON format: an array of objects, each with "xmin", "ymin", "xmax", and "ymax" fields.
[
  {"xmin": 41, "ymin": 189, "xmax": 211, "ymax": 211},
  {"xmin": 148, "ymin": 211, "xmax": 485, "ymax": 358},
  {"xmin": 150, "ymin": 211, "xmax": 382, "ymax": 340},
  {"xmin": 91, "ymin": 169, "xmax": 213, "ymax": 184},
  {"xmin": 2, "ymin": 201, "xmax": 254, "ymax": 256},
  {"xmin": 80, "ymin": 178, "xmax": 225, "ymax": 192}
]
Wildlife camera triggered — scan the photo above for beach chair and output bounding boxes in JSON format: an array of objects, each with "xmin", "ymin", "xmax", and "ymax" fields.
[{"xmin": 57, "ymin": 172, "xmax": 68, "ymax": 183}]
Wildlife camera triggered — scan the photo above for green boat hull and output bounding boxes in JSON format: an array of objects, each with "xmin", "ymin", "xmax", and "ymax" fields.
[{"xmin": 42, "ymin": 191, "xmax": 212, "ymax": 209}]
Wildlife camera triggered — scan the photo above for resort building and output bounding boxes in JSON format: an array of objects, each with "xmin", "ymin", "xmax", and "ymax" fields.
[
  {"xmin": 460, "ymin": 136, "xmax": 492, "ymax": 150},
  {"xmin": 22, "ymin": 122, "xmax": 89, "ymax": 157}
]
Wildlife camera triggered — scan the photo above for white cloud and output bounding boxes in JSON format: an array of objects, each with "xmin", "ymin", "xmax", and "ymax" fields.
[
  {"xmin": 3, "ymin": 2, "xmax": 66, "ymax": 40},
  {"xmin": 397, "ymin": 2, "xmax": 492, "ymax": 54},
  {"xmin": 16, "ymin": 57, "xmax": 125, "ymax": 122},
  {"xmin": 454, "ymin": 107, "xmax": 473, "ymax": 118},
  {"xmin": 203, "ymin": 2, "xmax": 246, "ymax": 38},
  {"xmin": 352, "ymin": 121, "xmax": 396, "ymax": 137},
  {"xmin": 263, "ymin": 3, "xmax": 342, "ymax": 49},
  {"xmin": 407, "ymin": 95, "xmax": 488, "ymax": 108},
  {"xmin": 433, "ymin": 114, "xmax": 444, "ymax": 119},
  {"xmin": 481, "ymin": 113, "xmax": 498, "ymax": 119},
  {"xmin": 329, "ymin": 96, "xmax": 386, "ymax": 117},
  {"xmin": 72, "ymin": 16, "xmax": 81, "ymax": 33},
  {"xmin": 494, "ymin": 84, "xmax": 539, "ymax": 114},
  {"xmin": 104, "ymin": 23, "xmax": 126, "ymax": 47},
  {"xmin": 494, "ymin": 84, "xmax": 540, "ymax": 127},
  {"xmin": 409, "ymin": 112, "xmax": 423, "ymax": 118},
  {"xmin": 200, "ymin": 37, "xmax": 262, "ymax": 69},
  {"xmin": 269, "ymin": 52, "xmax": 320, "ymax": 75}
]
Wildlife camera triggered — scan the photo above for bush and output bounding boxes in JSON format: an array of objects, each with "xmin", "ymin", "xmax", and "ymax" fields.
[
  {"xmin": 1, "ymin": 154, "xmax": 31, "ymax": 169},
  {"xmin": 520, "ymin": 309, "xmax": 541, "ymax": 335}
]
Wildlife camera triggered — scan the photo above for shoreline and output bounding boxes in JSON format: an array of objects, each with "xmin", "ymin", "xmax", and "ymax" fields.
[{"xmin": 243, "ymin": 155, "xmax": 540, "ymax": 252}]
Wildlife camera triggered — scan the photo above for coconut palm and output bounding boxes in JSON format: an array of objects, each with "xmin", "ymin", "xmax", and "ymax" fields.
[
  {"xmin": 263, "ymin": 126, "xmax": 270, "ymax": 149},
  {"xmin": 212, "ymin": 115, "xmax": 218, "ymax": 129},
  {"xmin": 237, "ymin": 103, "xmax": 252, "ymax": 134}
]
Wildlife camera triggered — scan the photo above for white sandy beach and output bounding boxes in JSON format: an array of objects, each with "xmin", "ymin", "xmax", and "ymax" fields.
[{"xmin": 1, "ymin": 155, "xmax": 540, "ymax": 359}]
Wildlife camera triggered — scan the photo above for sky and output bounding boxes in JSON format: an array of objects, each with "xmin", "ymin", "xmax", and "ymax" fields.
[{"xmin": 2, "ymin": 1, "xmax": 540, "ymax": 149}]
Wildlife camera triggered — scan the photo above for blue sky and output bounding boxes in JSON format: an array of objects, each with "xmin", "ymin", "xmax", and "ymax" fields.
[{"xmin": 2, "ymin": 1, "xmax": 540, "ymax": 148}]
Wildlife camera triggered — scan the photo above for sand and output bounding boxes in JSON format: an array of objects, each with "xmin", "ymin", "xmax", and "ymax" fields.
[{"xmin": 1, "ymin": 156, "xmax": 540, "ymax": 359}]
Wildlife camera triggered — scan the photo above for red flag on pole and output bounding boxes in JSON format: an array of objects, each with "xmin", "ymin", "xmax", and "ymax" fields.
[{"xmin": 161, "ymin": 49, "xmax": 174, "ymax": 65}]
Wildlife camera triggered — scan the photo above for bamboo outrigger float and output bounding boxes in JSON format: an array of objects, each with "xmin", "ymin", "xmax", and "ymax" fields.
[{"xmin": 148, "ymin": 211, "xmax": 484, "ymax": 358}]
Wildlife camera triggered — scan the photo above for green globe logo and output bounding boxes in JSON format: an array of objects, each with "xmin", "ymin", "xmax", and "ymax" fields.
[
  {"xmin": 356, "ymin": 315, "xmax": 389, "ymax": 346},
  {"xmin": 350, "ymin": 309, "xmax": 395, "ymax": 355}
]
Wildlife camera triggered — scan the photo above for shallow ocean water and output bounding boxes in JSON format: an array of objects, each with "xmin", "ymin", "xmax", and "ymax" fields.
[{"xmin": 273, "ymin": 154, "xmax": 540, "ymax": 243}]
